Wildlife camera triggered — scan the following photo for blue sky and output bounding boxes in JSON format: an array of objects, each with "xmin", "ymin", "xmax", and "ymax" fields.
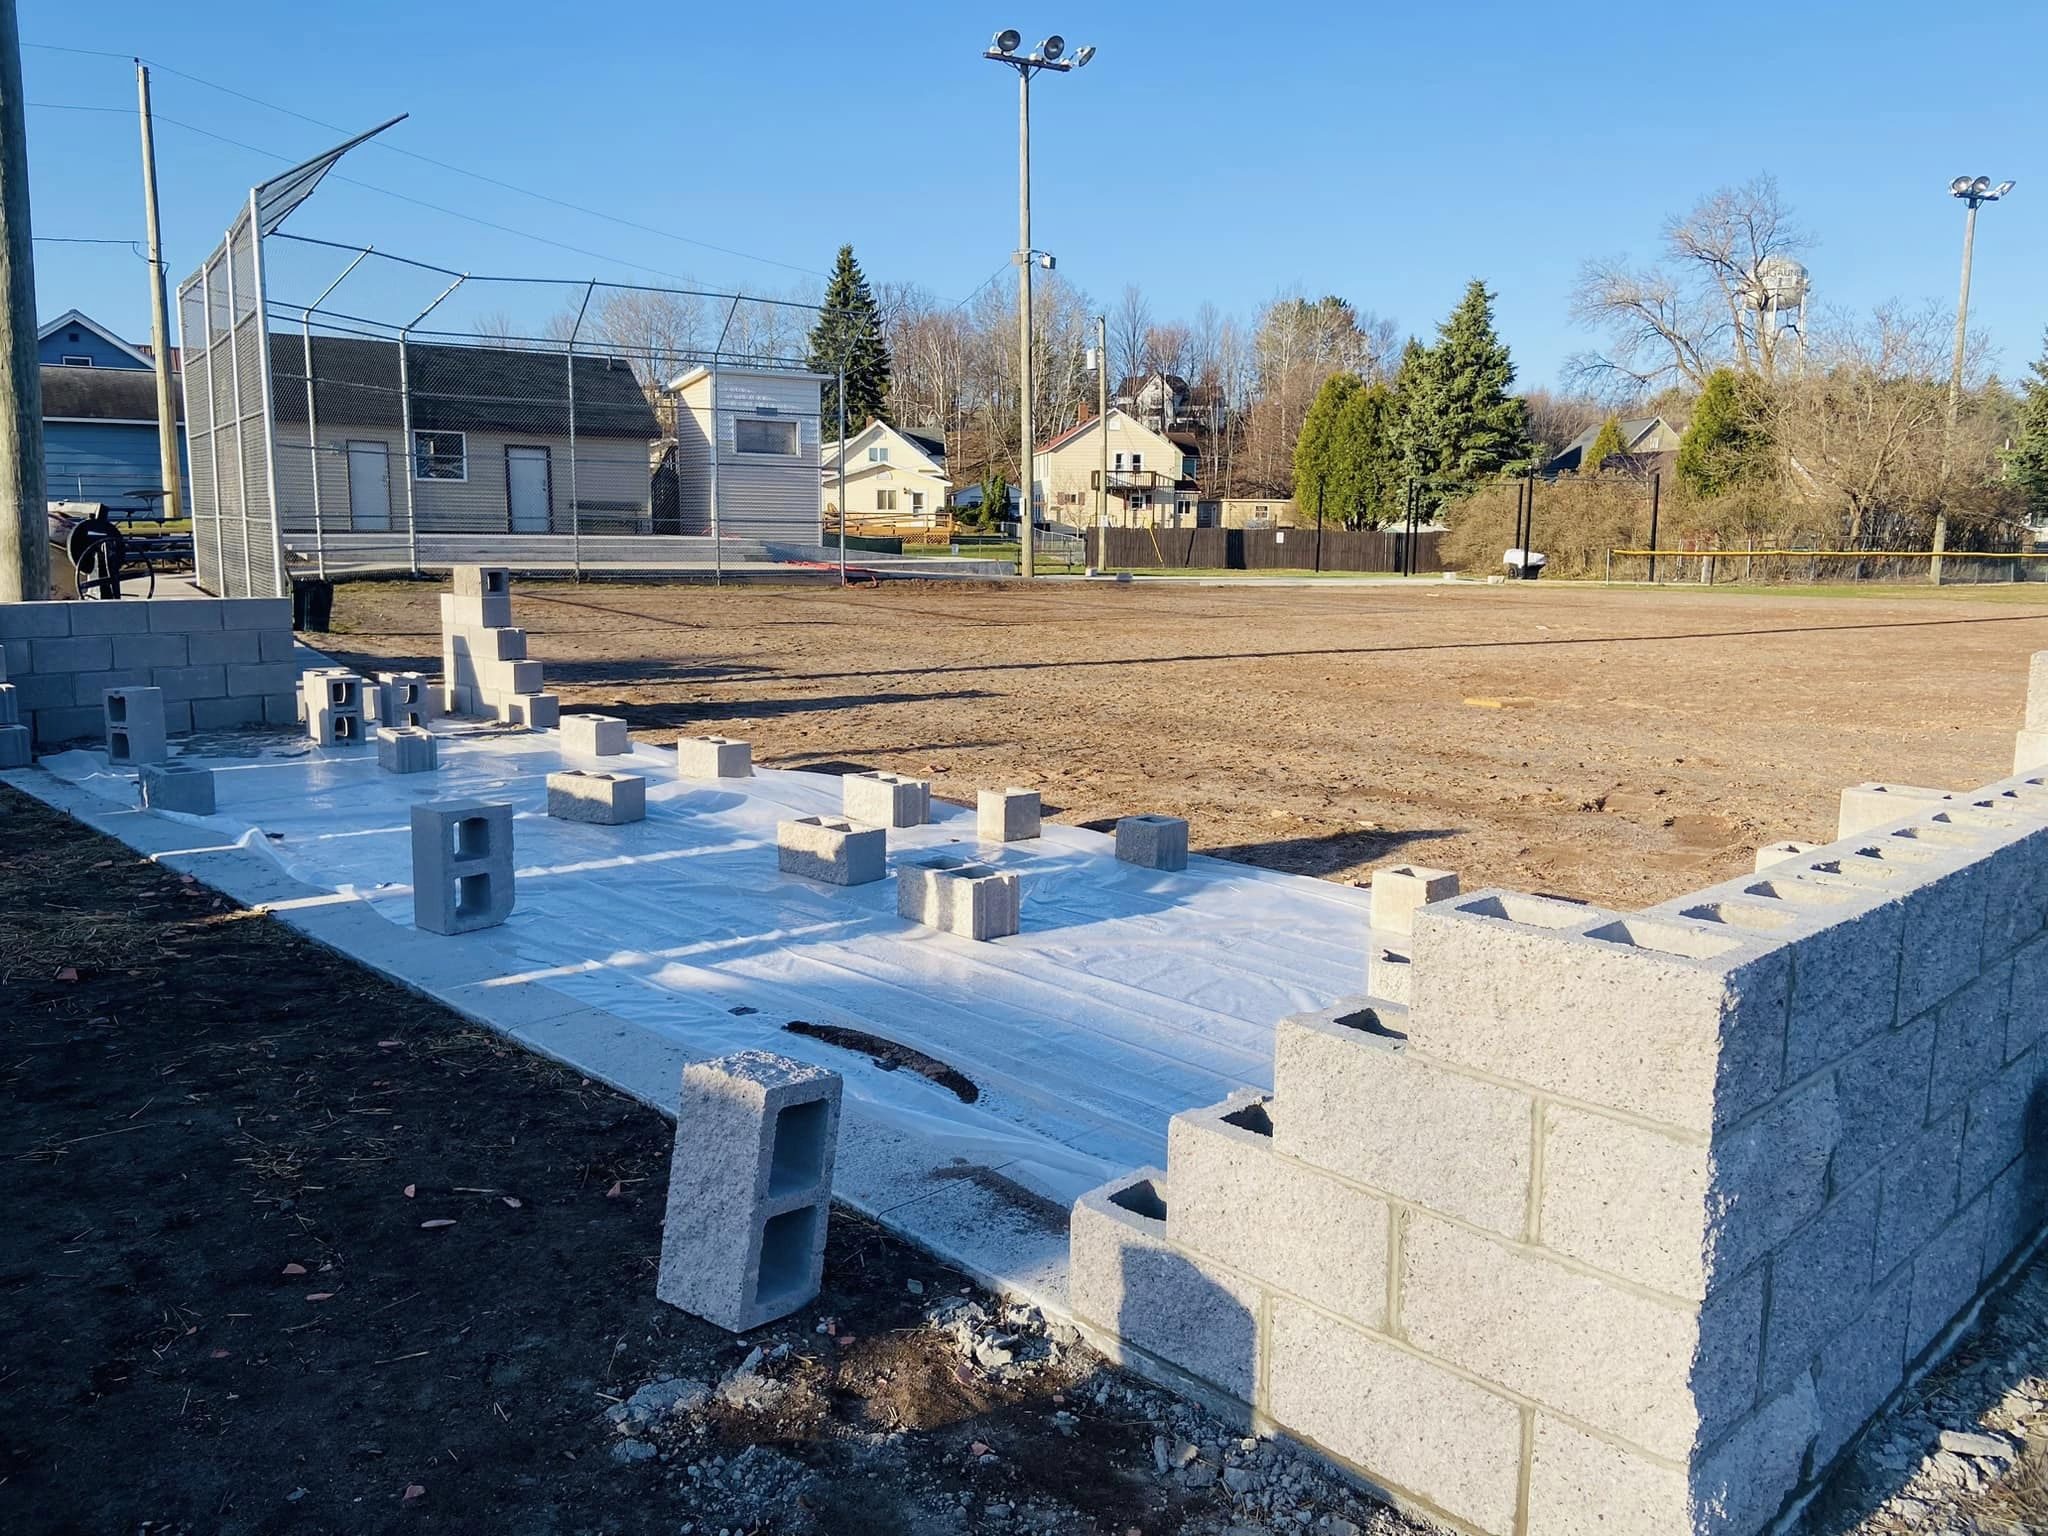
[{"xmin": 22, "ymin": 0, "xmax": 2046, "ymax": 390}]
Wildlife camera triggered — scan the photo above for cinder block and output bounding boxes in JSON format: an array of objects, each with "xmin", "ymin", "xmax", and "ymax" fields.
[
  {"xmin": 1272, "ymin": 1001, "xmax": 1532, "ymax": 1239},
  {"xmin": 0, "ymin": 724, "xmax": 29, "ymax": 767},
  {"xmin": 1908, "ymin": 1197, "xmax": 1989, "ymax": 1357},
  {"xmin": 1370, "ymin": 863, "xmax": 1460, "ymax": 937},
  {"xmin": 1367, "ymin": 943, "xmax": 1413, "ymax": 1004},
  {"xmin": 263, "ymin": 691, "xmax": 300, "ymax": 727},
  {"xmin": 110, "ymin": 632, "xmax": 188, "ymax": 670},
  {"xmin": 1754, "ymin": 839, "xmax": 1815, "ymax": 872},
  {"xmin": 1811, "ymin": 1271, "xmax": 1910, "ymax": 1468},
  {"xmin": 1705, "ymin": 1074, "xmax": 1839, "ymax": 1283},
  {"xmin": 1411, "ymin": 893, "xmax": 1789, "ymax": 1134},
  {"xmin": 439, "ymin": 589, "xmax": 512, "ymax": 631},
  {"xmin": 1831, "ymin": 1008, "xmax": 1934, "ymax": 1177},
  {"xmin": 103, "ymin": 687, "xmax": 167, "ymax": 766},
  {"xmin": 147, "ymin": 600, "xmax": 224, "ymax": 632},
  {"xmin": 1838, "ymin": 782, "xmax": 1954, "ymax": 839},
  {"xmin": 2015, "ymin": 726, "xmax": 2048, "ymax": 774},
  {"xmin": 1400, "ymin": 1212, "xmax": 1707, "ymax": 1458},
  {"xmin": 225, "ymin": 661, "xmax": 302, "ymax": 698},
  {"xmin": 0, "ymin": 683, "xmax": 14, "ymax": 725},
  {"xmin": 139, "ymin": 761, "xmax": 216, "ymax": 815},
  {"xmin": 676, "ymin": 735, "xmax": 751, "ymax": 780},
  {"xmin": 897, "ymin": 855, "xmax": 1020, "ymax": 940},
  {"xmin": 1805, "ymin": 843, "xmax": 1993, "ymax": 1017},
  {"xmin": 190, "ymin": 696, "xmax": 266, "ymax": 732},
  {"xmin": 778, "ymin": 816, "xmax": 884, "ymax": 885},
  {"xmin": 1688, "ymin": 1377, "xmax": 1819, "ymax": 1536},
  {"xmin": 31, "ymin": 635, "xmax": 113, "ymax": 674},
  {"xmin": 71, "ymin": 669, "xmax": 154, "ymax": 706},
  {"xmin": 1959, "ymin": 1049, "xmax": 2048, "ymax": 1200},
  {"xmin": 12, "ymin": 671, "xmax": 69, "ymax": 711},
  {"xmin": 1116, "ymin": 814, "xmax": 1189, "ymax": 871},
  {"xmin": 1268, "ymin": 1296, "xmax": 1523, "ymax": 1536},
  {"xmin": 63, "ymin": 602, "xmax": 151, "ymax": 635},
  {"xmin": 843, "ymin": 770, "xmax": 928, "ymax": 827},
  {"xmin": 376, "ymin": 726, "xmax": 439, "ymax": 775},
  {"xmin": 452, "ymin": 565, "xmax": 511, "ymax": 598},
  {"xmin": 1166, "ymin": 1091, "xmax": 1389, "ymax": 1326},
  {"xmin": 184, "ymin": 629, "xmax": 263, "ymax": 667},
  {"xmin": 408, "ymin": 799, "xmax": 515, "ymax": 934},
  {"xmin": 547, "ymin": 769, "xmax": 645, "ymax": 825},
  {"xmin": 301, "ymin": 670, "xmax": 366, "ymax": 747},
  {"xmin": 493, "ymin": 692, "xmax": 558, "ymax": 729},
  {"xmin": 2010, "ymin": 934, "xmax": 2048, "ymax": 1061},
  {"xmin": 1539, "ymin": 1104, "xmax": 1710, "ymax": 1299},
  {"xmin": 221, "ymin": 596, "xmax": 292, "ymax": 630},
  {"xmin": 31, "ymin": 704, "xmax": 103, "ymax": 744},
  {"xmin": 258, "ymin": 628, "xmax": 298, "ymax": 663},
  {"xmin": 656, "ymin": 1050, "xmax": 841, "ymax": 1333},
  {"xmin": 977, "ymin": 787, "xmax": 1040, "ymax": 842},
  {"xmin": 1760, "ymin": 1177, "xmax": 1879, "ymax": 1390},
  {"xmin": 561, "ymin": 712, "xmax": 629, "ymax": 756},
  {"xmin": 1929, "ymin": 960, "xmax": 2013, "ymax": 1123},
  {"xmin": 0, "ymin": 601, "xmax": 71, "ymax": 639},
  {"xmin": 370, "ymin": 672, "xmax": 437, "ymax": 729},
  {"xmin": 1982, "ymin": 1153, "xmax": 2048, "ymax": 1279},
  {"xmin": 1523, "ymin": 1415, "xmax": 1690, "ymax": 1536},
  {"xmin": 152, "ymin": 664, "xmax": 226, "ymax": 702},
  {"xmin": 1875, "ymin": 1112, "xmax": 1963, "ymax": 1259},
  {"xmin": 1068, "ymin": 1171, "xmax": 1263, "ymax": 1405}
]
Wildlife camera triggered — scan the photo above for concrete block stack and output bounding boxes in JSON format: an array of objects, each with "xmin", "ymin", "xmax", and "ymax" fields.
[
  {"xmin": 843, "ymin": 770, "xmax": 928, "ymax": 828},
  {"xmin": 897, "ymin": 855, "xmax": 1021, "ymax": 940},
  {"xmin": 370, "ymin": 671, "xmax": 436, "ymax": 730},
  {"xmin": 1365, "ymin": 862, "xmax": 1460, "ymax": 1005},
  {"xmin": 139, "ymin": 761, "xmax": 216, "ymax": 815},
  {"xmin": 547, "ymin": 769, "xmax": 646, "ymax": 825},
  {"xmin": 657, "ymin": 1051, "xmax": 842, "ymax": 1333},
  {"xmin": 102, "ymin": 686, "xmax": 167, "ymax": 766},
  {"xmin": 409, "ymin": 799, "xmax": 515, "ymax": 934},
  {"xmin": 1073, "ymin": 739, "xmax": 2048, "ymax": 1533},
  {"xmin": 778, "ymin": 816, "xmax": 885, "ymax": 885},
  {"xmin": 0, "ymin": 597, "xmax": 299, "ymax": 746},
  {"xmin": 299, "ymin": 669, "xmax": 366, "ymax": 747},
  {"xmin": 439, "ymin": 567, "xmax": 559, "ymax": 729}
]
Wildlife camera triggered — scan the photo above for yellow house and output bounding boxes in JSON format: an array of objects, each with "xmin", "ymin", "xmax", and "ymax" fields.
[
  {"xmin": 820, "ymin": 421, "xmax": 950, "ymax": 530},
  {"xmin": 1032, "ymin": 408, "xmax": 1199, "ymax": 529},
  {"xmin": 1203, "ymin": 497, "xmax": 1298, "ymax": 529}
]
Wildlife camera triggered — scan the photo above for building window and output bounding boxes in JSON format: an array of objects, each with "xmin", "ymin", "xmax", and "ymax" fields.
[
  {"xmin": 1130, "ymin": 452, "xmax": 1143, "ymax": 472},
  {"xmin": 1182, "ymin": 454, "xmax": 1198, "ymax": 478},
  {"xmin": 867, "ymin": 445, "xmax": 889, "ymax": 463},
  {"xmin": 61, "ymin": 355, "xmax": 94, "ymax": 367},
  {"xmin": 876, "ymin": 490, "xmax": 898, "ymax": 511},
  {"xmin": 412, "ymin": 430, "xmax": 467, "ymax": 481},
  {"xmin": 735, "ymin": 416, "xmax": 799, "ymax": 457},
  {"xmin": 909, "ymin": 491, "xmax": 924, "ymax": 514},
  {"xmin": 1113, "ymin": 453, "xmax": 1125, "ymax": 471}
]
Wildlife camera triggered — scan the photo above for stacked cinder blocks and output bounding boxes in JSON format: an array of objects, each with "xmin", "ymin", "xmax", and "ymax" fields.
[
  {"xmin": 778, "ymin": 816, "xmax": 885, "ymax": 885},
  {"xmin": 897, "ymin": 855, "xmax": 1021, "ymax": 940},
  {"xmin": 103, "ymin": 686, "xmax": 168, "ymax": 766},
  {"xmin": 0, "ymin": 642, "xmax": 26, "ymax": 767},
  {"xmin": 299, "ymin": 669, "xmax": 366, "ymax": 746},
  {"xmin": 1074, "ymin": 756, "xmax": 2048, "ymax": 1535},
  {"xmin": 439, "ymin": 567, "xmax": 559, "ymax": 729},
  {"xmin": 409, "ymin": 800, "xmax": 515, "ymax": 934},
  {"xmin": 843, "ymin": 770, "xmax": 928, "ymax": 827},
  {"xmin": 547, "ymin": 769, "xmax": 646, "ymax": 825},
  {"xmin": 657, "ymin": 1051, "xmax": 842, "ymax": 1333},
  {"xmin": 0, "ymin": 598, "xmax": 299, "ymax": 746},
  {"xmin": 370, "ymin": 671, "xmax": 436, "ymax": 730}
]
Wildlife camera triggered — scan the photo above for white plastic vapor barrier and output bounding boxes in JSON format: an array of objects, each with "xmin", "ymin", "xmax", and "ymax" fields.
[{"xmin": 43, "ymin": 724, "xmax": 1374, "ymax": 1299}]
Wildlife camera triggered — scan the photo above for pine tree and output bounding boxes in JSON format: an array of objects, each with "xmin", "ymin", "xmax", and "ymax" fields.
[
  {"xmin": 1337, "ymin": 383, "xmax": 1403, "ymax": 528},
  {"xmin": 1582, "ymin": 415, "xmax": 1628, "ymax": 475},
  {"xmin": 1389, "ymin": 338, "xmax": 1433, "ymax": 504},
  {"xmin": 1397, "ymin": 282, "xmax": 1530, "ymax": 512},
  {"xmin": 1293, "ymin": 372, "xmax": 1362, "ymax": 521},
  {"xmin": 1676, "ymin": 369, "xmax": 1769, "ymax": 497},
  {"xmin": 2008, "ymin": 331, "xmax": 2048, "ymax": 521},
  {"xmin": 808, "ymin": 245, "xmax": 891, "ymax": 433}
]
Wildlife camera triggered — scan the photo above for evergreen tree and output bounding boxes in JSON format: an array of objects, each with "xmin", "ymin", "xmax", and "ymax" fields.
[
  {"xmin": 808, "ymin": 245, "xmax": 892, "ymax": 433},
  {"xmin": 1293, "ymin": 372, "xmax": 1362, "ymax": 522},
  {"xmin": 1397, "ymin": 281, "xmax": 1530, "ymax": 512},
  {"xmin": 1582, "ymin": 415, "xmax": 1628, "ymax": 475},
  {"xmin": 1676, "ymin": 369, "xmax": 1769, "ymax": 497},
  {"xmin": 1389, "ymin": 338, "xmax": 1434, "ymax": 504},
  {"xmin": 1337, "ymin": 383, "xmax": 1403, "ymax": 528},
  {"xmin": 2007, "ymin": 331, "xmax": 2048, "ymax": 521}
]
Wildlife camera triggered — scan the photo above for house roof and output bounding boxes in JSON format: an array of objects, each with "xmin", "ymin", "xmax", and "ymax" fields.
[
  {"xmin": 664, "ymin": 363, "xmax": 832, "ymax": 392},
  {"xmin": 1543, "ymin": 415, "xmax": 1674, "ymax": 476},
  {"xmin": 1114, "ymin": 372, "xmax": 1189, "ymax": 399},
  {"xmin": 268, "ymin": 334, "xmax": 661, "ymax": 439},
  {"xmin": 41, "ymin": 364, "xmax": 182, "ymax": 424},
  {"xmin": 38, "ymin": 308, "xmax": 154, "ymax": 370},
  {"xmin": 899, "ymin": 426, "xmax": 945, "ymax": 463}
]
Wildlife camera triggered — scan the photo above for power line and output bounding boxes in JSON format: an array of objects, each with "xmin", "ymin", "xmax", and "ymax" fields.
[{"xmin": 22, "ymin": 40, "xmax": 826, "ymax": 280}]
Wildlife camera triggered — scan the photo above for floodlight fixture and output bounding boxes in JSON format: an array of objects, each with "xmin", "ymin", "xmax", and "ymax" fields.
[
  {"xmin": 1950, "ymin": 176, "xmax": 1974, "ymax": 195},
  {"xmin": 1040, "ymin": 34, "xmax": 1065, "ymax": 61},
  {"xmin": 993, "ymin": 29, "xmax": 1020, "ymax": 53},
  {"xmin": 1993, "ymin": 180, "xmax": 2016, "ymax": 198},
  {"xmin": 1972, "ymin": 175, "xmax": 1992, "ymax": 196},
  {"xmin": 1072, "ymin": 44, "xmax": 1096, "ymax": 67}
]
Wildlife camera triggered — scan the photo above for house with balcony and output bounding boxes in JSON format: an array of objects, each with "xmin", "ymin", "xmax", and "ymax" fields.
[{"xmin": 1033, "ymin": 408, "xmax": 1199, "ymax": 529}]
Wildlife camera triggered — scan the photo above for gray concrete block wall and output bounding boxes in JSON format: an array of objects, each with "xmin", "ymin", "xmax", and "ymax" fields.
[
  {"xmin": 1070, "ymin": 701, "xmax": 2048, "ymax": 1534},
  {"xmin": 0, "ymin": 599, "xmax": 298, "ymax": 748},
  {"xmin": 438, "ymin": 571, "xmax": 554, "ymax": 727}
]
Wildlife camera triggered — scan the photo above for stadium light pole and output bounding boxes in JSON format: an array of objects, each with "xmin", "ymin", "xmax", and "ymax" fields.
[
  {"xmin": 1933, "ymin": 174, "xmax": 2014, "ymax": 585},
  {"xmin": 984, "ymin": 29, "xmax": 1094, "ymax": 579}
]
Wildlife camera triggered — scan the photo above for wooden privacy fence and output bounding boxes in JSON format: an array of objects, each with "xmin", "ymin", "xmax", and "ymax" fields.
[{"xmin": 1085, "ymin": 526, "xmax": 1442, "ymax": 573}]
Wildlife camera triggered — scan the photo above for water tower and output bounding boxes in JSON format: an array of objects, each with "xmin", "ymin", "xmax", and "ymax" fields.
[{"xmin": 1751, "ymin": 255, "xmax": 1812, "ymax": 374}]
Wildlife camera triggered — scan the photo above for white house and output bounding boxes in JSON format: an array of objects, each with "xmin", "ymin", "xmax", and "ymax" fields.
[
  {"xmin": 819, "ymin": 421, "xmax": 950, "ymax": 529},
  {"xmin": 1033, "ymin": 408, "xmax": 1199, "ymax": 528},
  {"xmin": 665, "ymin": 365, "xmax": 829, "ymax": 545}
]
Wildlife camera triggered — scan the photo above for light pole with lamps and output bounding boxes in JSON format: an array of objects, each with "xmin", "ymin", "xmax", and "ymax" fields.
[
  {"xmin": 1933, "ymin": 173, "xmax": 2015, "ymax": 584},
  {"xmin": 984, "ymin": 28, "xmax": 1094, "ymax": 579}
]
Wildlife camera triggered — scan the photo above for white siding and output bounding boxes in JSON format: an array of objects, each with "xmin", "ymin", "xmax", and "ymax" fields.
[{"xmin": 672, "ymin": 369, "xmax": 825, "ymax": 544}]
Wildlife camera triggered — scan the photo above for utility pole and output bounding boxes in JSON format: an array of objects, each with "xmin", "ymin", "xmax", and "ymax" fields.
[
  {"xmin": 0, "ymin": 0, "xmax": 47, "ymax": 602},
  {"xmin": 1096, "ymin": 313, "xmax": 1107, "ymax": 561},
  {"xmin": 136, "ymin": 62, "xmax": 181, "ymax": 525},
  {"xmin": 1016, "ymin": 66, "xmax": 1034, "ymax": 579},
  {"xmin": 1935, "ymin": 174, "xmax": 2015, "ymax": 586}
]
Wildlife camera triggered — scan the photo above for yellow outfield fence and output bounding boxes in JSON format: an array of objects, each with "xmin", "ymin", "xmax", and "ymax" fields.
[{"xmin": 1603, "ymin": 545, "xmax": 2048, "ymax": 586}]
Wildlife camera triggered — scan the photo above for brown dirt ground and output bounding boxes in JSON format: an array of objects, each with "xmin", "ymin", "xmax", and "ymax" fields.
[{"xmin": 325, "ymin": 577, "xmax": 2048, "ymax": 908}]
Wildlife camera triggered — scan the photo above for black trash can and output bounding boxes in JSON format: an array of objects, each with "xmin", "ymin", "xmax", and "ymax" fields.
[{"xmin": 293, "ymin": 578, "xmax": 335, "ymax": 632}]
